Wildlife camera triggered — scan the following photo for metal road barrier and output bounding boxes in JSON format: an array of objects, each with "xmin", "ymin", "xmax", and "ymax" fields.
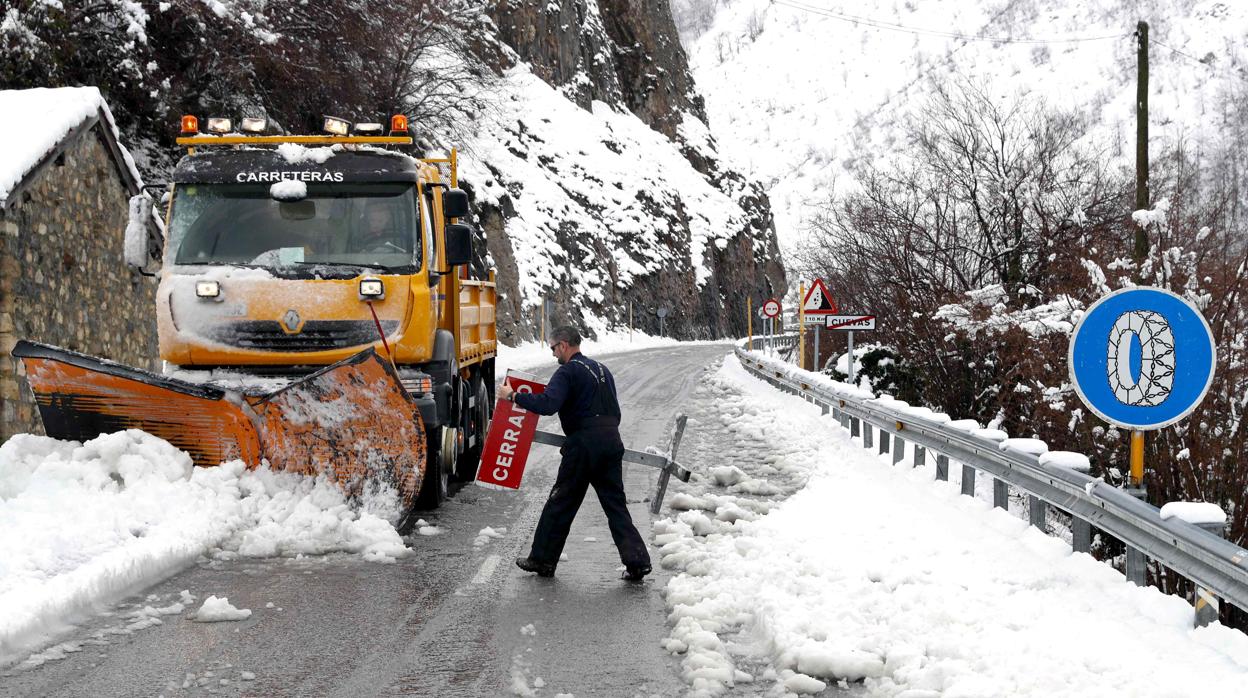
[
  {"xmin": 736, "ymin": 339, "xmax": 1248, "ymax": 625},
  {"xmin": 533, "ymin": 414, "xmax": 691, "ymax": 515}
]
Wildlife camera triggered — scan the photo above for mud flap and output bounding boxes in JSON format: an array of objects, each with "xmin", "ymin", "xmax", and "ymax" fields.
[{"xmin": 12, "ymin": 340, "xmax": 425, "ymax": 509}]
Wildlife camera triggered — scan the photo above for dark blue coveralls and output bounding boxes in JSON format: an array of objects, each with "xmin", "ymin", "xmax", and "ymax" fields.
[{"xmin": 514, "ymin": 353, "xmax": 651, "ymax": 571}]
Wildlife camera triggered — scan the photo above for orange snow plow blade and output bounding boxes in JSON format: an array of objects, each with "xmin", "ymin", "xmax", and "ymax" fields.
[{"xmin": 12, "ymin": 340, "xmax": 425, "ymax": 509}]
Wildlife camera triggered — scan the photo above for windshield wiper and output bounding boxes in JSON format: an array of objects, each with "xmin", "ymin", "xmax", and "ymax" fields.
[{"xmin": 292, "ymin": 261, "xmax": 396, "ymax": 272}]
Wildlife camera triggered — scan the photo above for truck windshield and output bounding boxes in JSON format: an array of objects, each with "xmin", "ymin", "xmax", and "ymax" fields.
[{"xmin": 168, "ymin": 182, "xmax": 421, "ymax": 271}]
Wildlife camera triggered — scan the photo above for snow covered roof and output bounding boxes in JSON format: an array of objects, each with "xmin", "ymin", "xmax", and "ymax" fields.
[{"xmin": 0, "ymin": 86, "xmax": 143, "ymax": 208}]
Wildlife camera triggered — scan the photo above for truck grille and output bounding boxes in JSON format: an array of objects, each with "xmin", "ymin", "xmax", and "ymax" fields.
[{"xmin": 206, "ymin": 320, "xmax": 399, "ymax": 352}]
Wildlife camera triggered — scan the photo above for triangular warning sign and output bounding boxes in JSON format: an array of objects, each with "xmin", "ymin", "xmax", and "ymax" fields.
[{"xmin": 802, "ymin": 279, "xmax": 838, "ymax": 314}]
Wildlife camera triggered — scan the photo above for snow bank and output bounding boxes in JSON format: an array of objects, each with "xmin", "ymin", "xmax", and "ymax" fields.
[
  {"xmin": 658, "ymin": 355, "xmax": 1248, "ymax": 697},
  {"xmin": 0, "ymin": 429, "xmax": 409, "ymax": 665},
  {"xmin": 0, "ymin": 86, "xmax": 143, "ymax": 205}
]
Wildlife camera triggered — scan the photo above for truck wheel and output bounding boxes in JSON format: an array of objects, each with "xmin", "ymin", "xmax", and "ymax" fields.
[
  {"xmin": 457, "ymin": 378, "xmax": 491, "ymax": 481},
  {"xmin": 415, "ymin": 426, "xmax": 454, "ymax": 509}
]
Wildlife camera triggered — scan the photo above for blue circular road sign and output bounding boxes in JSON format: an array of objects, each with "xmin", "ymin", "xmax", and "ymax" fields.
[{"xmin": 1069, "ymin": 287, "xmax": 1216, "ymax": 430}]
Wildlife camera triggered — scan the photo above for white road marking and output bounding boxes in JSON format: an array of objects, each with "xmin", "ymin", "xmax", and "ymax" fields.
[{"xmin": 472, "ymin": 554, "xmax": 501, "ymax": 585}]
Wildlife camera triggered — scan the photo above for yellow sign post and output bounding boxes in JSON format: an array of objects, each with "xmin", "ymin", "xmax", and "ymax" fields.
[
  {"xmin": 747, "ymin": 297, "xmax": 753, "ymax": 349},
  {"xmin": 1130, "ymin": 430, "xmax": 1145, "ymax": 486}
]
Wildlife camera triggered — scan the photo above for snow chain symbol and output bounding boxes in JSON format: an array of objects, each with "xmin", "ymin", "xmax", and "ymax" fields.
[{"xmin": 1106, "ymin": 311, "xmax": 1175, "ymax": 406}]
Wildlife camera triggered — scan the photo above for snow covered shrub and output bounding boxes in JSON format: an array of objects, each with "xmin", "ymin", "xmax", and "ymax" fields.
[{"xmin": 798, "ymin": 77, "xmax": 1248, "ymax": 604}]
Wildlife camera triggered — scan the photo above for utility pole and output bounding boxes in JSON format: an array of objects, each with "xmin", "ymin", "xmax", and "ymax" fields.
[
  {"xmin": 1134, "ymin": 21, "xmax": 1150, "ymax": 264},
  {"xmin": 1131, "ymin": 20, "xmax": 1150, "ymax": 493}
]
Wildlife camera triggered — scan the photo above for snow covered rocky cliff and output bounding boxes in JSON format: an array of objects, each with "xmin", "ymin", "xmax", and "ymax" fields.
[{"xmin": 466, "ymin": 0, "xmax": 786, "ymax": 341}]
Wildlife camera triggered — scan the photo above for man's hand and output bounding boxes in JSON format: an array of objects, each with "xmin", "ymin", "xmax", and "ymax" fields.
[{"xmin": 498, "ymin": 383, "xmax": 515, "ymax": 401}]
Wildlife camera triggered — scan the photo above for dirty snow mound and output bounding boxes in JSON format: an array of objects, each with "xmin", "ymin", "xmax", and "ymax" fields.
[{"xmin": 192, "ymin": 596, "xmax": 251, "ymax": 622}]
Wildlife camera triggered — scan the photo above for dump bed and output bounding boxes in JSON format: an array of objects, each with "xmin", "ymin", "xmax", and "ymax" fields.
[{"xmin": 451, "ymin": 272, "xmax": 497, "ymax": 368}]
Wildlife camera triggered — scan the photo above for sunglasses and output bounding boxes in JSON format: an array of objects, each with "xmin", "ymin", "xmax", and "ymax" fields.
[{"xmin": 549, "ymin": 340, "xmax": 566, "ymax": 352}]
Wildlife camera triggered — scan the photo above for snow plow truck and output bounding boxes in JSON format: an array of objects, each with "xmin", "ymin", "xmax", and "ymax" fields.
[{"xmin": 12, "ymin": 114, "xmax": 496, "ymax": 531}]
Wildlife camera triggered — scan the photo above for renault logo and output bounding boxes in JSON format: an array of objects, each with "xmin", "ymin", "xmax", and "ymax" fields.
[{"xmin": 281, "ymin": 309, "xmax": 302, "ymax": 334}]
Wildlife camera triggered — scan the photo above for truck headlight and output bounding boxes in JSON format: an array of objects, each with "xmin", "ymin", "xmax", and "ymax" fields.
[
  {"xmin": 196, "ymin": 280, "xmax": 221, "ymax": 298},
  {"xmin": 359, "ymin": 277, "xmax": 385, "ymax": 299}
]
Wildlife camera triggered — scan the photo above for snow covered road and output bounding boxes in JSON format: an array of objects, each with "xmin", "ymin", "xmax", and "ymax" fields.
[
  {"xmin": 0, "ymin": 343, "xmax": 723, "ymax": 697},
  {"xmin": 654, "ymin": 354, "xmax": 1248, "ymax": 697}
]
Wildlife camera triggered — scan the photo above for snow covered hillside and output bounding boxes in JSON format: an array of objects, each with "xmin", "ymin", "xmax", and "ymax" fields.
[
  {"xmin": 678, "ymin": 0, "xmax": 1248, "ymax": 255},
  {"xmin": 465, "ymin": 1, "xmax": 787, "ymax": 342}
]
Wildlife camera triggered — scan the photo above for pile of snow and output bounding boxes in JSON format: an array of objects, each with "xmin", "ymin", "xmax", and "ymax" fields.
[
  {"xmin": 0, "ymin": 429, "xmax": 409, "ymax": 665},
  {"xmin": 657, "ymin": 355, "xmax": 1248, "ymax": 696},
  {"xmin": 0, "ymin": 86, "xmax": 143, "ymax": 206},
  {"xmin": 1160, "ymin": 502, "xmax": 1228, "ymax": 527},
  {"xmin": 192, "ymin": 596, "xmax": 251, "ymax": 623}
]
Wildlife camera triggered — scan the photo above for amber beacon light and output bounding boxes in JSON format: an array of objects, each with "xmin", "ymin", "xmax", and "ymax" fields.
[
  {"xmin": 180, "ymin": 115, "xmax": 199, "ymax": 134},
  {"xmin": 390, "ymin": 114, "xmax": 409, "ymax": 134}
]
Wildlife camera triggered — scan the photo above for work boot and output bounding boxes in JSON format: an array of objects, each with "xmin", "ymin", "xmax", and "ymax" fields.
[
  {"xmin": 620, "ymin": 565, "xmax": 651, "ymax": 582},
  {"xmin": 515, "ymin": 557, "xmax": 556, "ymax": 577}
]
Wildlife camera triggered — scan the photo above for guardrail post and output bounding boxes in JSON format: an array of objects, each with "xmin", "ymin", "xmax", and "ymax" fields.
[
  {"xmin": 1125, "ymin": 546, "xmax": 1147, "ymax": 586},
  {"xmin": 892, "ymin": 436, "xmax": 905, "ymax": 465},
  {"xmin": 993, "ymin": 478, "xmax": 1008, "ymax": 509},
  {"xmin": 879, "ymin": 430, "xmax": 890, "ymax": 455},
  {"xmin": 649, "ymin": 415, "xmax": 688, "ymax": 516},
  {"xmin": 1072, "ymin": 517, "xmax": 1093, "ymax": 554},
  {"xmin": 961, "ymin": 465, "xmax": 975, "ymax": 496},
  {"xmin": 863, "ymin": 422, "xmax": 874, "ymax": 448},
  {"xmin": 913, "ymin": 445, "xmax": 925, "ymax": 468},
  {"xmin": 935, "ymin": 454, "xmax": 949, "ymax": 481},
  {"xmin": 1193, "ymin": 520, "xmax": 1228, "ymax": 627},
  {"xmin": 1028, "ymin": 495, "xmax": 1047, "ymax": 532},
  {"xmin": 851, "ymin": 417, "xmax": 860, "ymax": 438},
  {"xmin": 1125, "ymin": 487, "xmax": 1147, "ymax": 586}
]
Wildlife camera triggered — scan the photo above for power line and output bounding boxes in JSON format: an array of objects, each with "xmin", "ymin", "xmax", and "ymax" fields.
[
  {"xmin": 771, "ymin": 0, "xmax": 1130, "ymax": 45},
  {"xmin": 1149, "ymin": 38, "xmax": 1211, "ymax": 67}
]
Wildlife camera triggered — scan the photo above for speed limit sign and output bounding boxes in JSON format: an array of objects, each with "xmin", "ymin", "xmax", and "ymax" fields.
[{"xmin": 762, "ymin": 298, "xmax": 781, "ymax": 319}]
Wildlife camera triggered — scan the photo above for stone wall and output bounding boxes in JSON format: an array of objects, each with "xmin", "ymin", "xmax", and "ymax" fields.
[{"xmin": 0, "ymin": 128, "xmax": 158, "ymax": 440}]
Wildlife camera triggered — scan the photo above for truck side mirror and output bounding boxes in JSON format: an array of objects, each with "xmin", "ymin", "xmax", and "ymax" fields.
[
  {"xmin": 443, "ymin": 189, "xmax": 470, "ymax": 219},
  {"xmin": 126, "ymin": 190, "xmax": 166, "ymax": 273},
  {"xmin": 445, "ymin": 223, "xmax": 473, "ymax": 266}
]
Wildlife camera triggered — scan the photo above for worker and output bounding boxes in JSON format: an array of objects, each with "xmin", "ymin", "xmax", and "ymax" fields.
[{"xmin": 500, "ymin": 326, "xmax": 652, "ymax": 582}]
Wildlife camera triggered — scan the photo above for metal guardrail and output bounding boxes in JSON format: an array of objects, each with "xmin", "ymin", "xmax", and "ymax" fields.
[{"xmin": 736, "ymin": 340, "xmax": 1248, "ymax": 623}]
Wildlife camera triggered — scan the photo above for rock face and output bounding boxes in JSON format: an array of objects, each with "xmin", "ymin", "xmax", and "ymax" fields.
[{"xmin": 472, "ymin": 0, "xmax": 785, "ymax": 341}]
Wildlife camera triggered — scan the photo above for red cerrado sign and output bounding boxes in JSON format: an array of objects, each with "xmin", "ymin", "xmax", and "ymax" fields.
[{"xmin": 475, "ymin": 371, "xmax": 546, "ymax": 489}]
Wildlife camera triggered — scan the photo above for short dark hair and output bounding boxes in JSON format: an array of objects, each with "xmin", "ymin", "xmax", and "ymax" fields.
[{"xmin": 549, "ymin": 325, "xmax": 581, "ymax": 346}]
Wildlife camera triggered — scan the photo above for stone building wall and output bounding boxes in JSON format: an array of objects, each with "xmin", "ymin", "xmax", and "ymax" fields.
[{"xmin": 0, "ymin": 129, "xmax": 158, "ymax": 440}]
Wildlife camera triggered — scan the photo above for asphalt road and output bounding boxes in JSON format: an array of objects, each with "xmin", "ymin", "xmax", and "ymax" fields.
[{"xmin": 1, "ymin": 343, "xmax": 732, "ymax": 698}]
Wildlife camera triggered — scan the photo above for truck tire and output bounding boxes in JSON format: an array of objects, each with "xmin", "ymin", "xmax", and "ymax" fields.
[
  {"xmin": 415, "ymin": 426, "xmax": 454, "ymax": 509},
  {"xmin": 457, "ymin": 376, "xmax": 491, "ymax": 481}
]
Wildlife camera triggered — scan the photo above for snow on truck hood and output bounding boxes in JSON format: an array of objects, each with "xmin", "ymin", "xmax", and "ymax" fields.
[{"xmin": 0, "ymin": 429, "xmax": 409, "ymax": 667}]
